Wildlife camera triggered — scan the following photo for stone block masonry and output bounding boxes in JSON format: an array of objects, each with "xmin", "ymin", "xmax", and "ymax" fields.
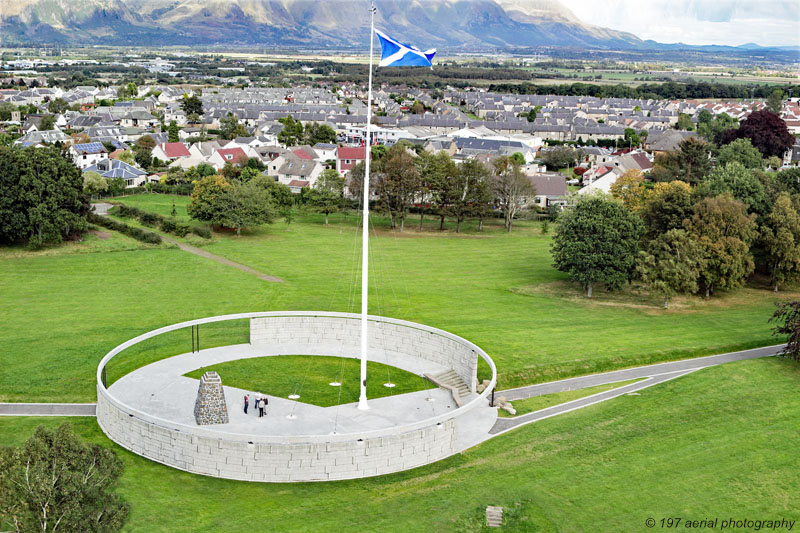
[{"xmin": 194, "ymin": 371, "xmax": 229, "ymax": 425}]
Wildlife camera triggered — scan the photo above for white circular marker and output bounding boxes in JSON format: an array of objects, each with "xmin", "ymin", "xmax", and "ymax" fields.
[
  {"xmin": 286, "ymin": 414, "xmax": 297, "ymax": 420},
  {"xmin": 384, "ymin": 382, "xmax": 396, "ymax": 388},
  {"xmin": 329, "ymin": 382, "xmax": 341, "ymax": 387},
  {"xmin": 288, "ymin": 394, "xmax": 300, "ymax": 400},
  {"xmin": 425, "ymin": 397, "xmax": 436, "ymax": 402}
]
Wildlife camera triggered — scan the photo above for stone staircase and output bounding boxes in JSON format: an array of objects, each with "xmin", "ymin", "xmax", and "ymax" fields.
[
  {"xmin": 486, "ymin": 506, "xmax": 503, "ymax": 527},
  {"xmin": 425, "ymin": 369, "xmax": 471, "ymax": 407}
]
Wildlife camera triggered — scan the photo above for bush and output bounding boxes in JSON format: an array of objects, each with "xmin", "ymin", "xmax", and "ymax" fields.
[
  {"xmin": 87, "ymin": 213, "xmax": 162, "ymax": 245},
  {"xmin": 191, "ymin": 225, "xmax": 211, "ymax": 239},
  {"xmin": 174, "ymin": 223, "xmax": 191, "ymax": 237},
  {"xmin": 140, "ymin": 212, "xmax": 160, "ymax": 227}
]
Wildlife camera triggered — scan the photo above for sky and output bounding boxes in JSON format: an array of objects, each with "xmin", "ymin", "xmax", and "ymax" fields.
[{"xmin": 559, "ymin": 0, "xmax": 800, "ymax": 47}]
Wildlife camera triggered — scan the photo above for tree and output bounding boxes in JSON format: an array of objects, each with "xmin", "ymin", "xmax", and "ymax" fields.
[
  {"xmin": 722, "ymin": 110, "xmax": 794, "ymax": 158},
  {"xmin": 551, "ymin": 193, "xmax": 644, "ymax": 298},
  {"xmin": 303, "ymin": 122, "xmax": 336, "ymax": 145},
  {"xmin": 83, "ymin": 171, "xmax": 108, "ymax": 197},
  {"xmin": 216, "ymin": 180, "xmax": 276, "ymax": 236},
  {"xmin": 117, "ymin": 149, "xmax": 136, "ymax": 166},
  {"xmin": 540, "ymin": 146, "xmax": 580, "ymax": 170},
  {"xmin": 609, "ymin": 169, "xmax": 647, "ymax": 212},
  {"xmin": 675, "ymin": 113, "xmax": 694, "ymax": 131},
  {"xmin": 47, "ymin": 98, "xmax": 68, "ymax": 115},
  {"xmin": 0, "ymin": 422, "xmax": 128, "ymax": 532},
  {"xmin": 675, "ymin": 137, "xmax": 711, "ymax": 184},
  {"xmin": 133, "ymin": 135, "xmax": 155, "ymax": 169},
  {"xmin": 277, "ymin": 116, "xmax": 304, "ymax": 147},
  {"xmin": 40, "ymin": 115, "xmax": 55, "ymax": 131},
  {"xmin": 219, "ymin": 113, "xmax": 248, "ymax": 141},
  {"xmin": 187, "ymin": 174, "xmax": 231, "ymax": 223},
  {"xmin": 417, "ymin": 151, "xmax": 458, "ymax": 230},
  {"xmin": 761, "ymin": 194, "xmax": 800, "ymax": 291},
  {"xmin": 410, "ymin": 101, "xmax": 425, "ymax": 114},
  {"xmin": 716, "ymin": 138, "xmax": 763, "ymax": 170},
  {"xmin": 637, "ymin": 229, "xmax": 705, "ymax": 308},
  {"xmin": 492, "ymin": 156, "xmax": 534, "ymax": 232},
  {"xmin": 686, "ymin": 194, "xmax": 758, "ymax": 297},
  {"xmin": 451, "ymin": 158, "xmax": 491, "ymax": 233},
  {"xmin": 374, "ymin": 144, "xmax": 421, "ymax": 231},
  {"xmin": 623, "ymin": 128, "xmax": 641, "ymax": 147},
  {"xmin": 306, "ymin": 169, "xmax": 344, "ymax": 224},
  {"xmin": 167, "ymin": 120, "xmax": 179, "ymax": 143},
  {"xmin": 766, "ymin": 89, "xmax": 783, "ymax": 114},
  {"xmin": 770, "ymin": 301, "xmax": 800, "ymax": 361},
  {"xmin": 697, "ymin": 112, "xmax": 738, "ymax": 145},
  {"xmin": 0, "ymin": 102, "xmax": 16, "ymax": 121},
  {"xmin": 640, "ymin": 180, "xmax": 695, "ymax": 240},
  {"xmin": 699, "ymin": 161, "xmax": 769, "ymax": 217},
  {"xmin": 0, "ymin": 145, "xmax": 89, "ymax": 246},
  {"xmin": 180, "ymin": 94, "xmax": 204, "ymax": 117}
]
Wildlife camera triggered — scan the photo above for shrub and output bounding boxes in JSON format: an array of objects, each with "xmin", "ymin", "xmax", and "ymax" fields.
[
  {"xmin": 174, "ymin": 223, "xmax": 191, "ymax": 237},
  {"xmin": 191, "ymin": 225, "xmax": 212, "ymax": 239},
  {"xmin": 87, "ymin": 213, "xmax": 162, "ymax": 245}
]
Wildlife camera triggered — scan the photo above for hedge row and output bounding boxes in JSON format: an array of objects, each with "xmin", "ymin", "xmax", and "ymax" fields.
[
  {"xmin": 114, "ymin": 204, "xmax": 210, "ymax": 239},
  {"xmin": 87, "ymin": 213, "xmax": 162, "ymax": 245}
]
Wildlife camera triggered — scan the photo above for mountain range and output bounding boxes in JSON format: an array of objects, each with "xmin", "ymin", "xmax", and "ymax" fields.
[{"xmin": 1, "ymin": 0, "xmax": 648, "ymax": 49}]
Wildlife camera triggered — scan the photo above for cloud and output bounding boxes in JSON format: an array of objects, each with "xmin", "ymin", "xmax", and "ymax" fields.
[{"xmin": 560, "ymin": 0, "xmax": 800, "ymax": 46}]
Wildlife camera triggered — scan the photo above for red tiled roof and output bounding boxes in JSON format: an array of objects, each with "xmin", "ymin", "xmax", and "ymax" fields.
[
  {"xmin": 631, "ymin": 152, "xmax": 653, "ymax": 170},
  {"xmin": 216, "ymin": 148, "xmax": 248, "ymax": 164},
  {"xmin": 159, "ymin": 142, "xmax": 191, "ymax": 158},
  {"xmin": 292, "ymin": 148, "xmax": 314, "ymax": 160},
  {"xmin": 288, "ymin": 180, "xmax": 309, "ymax": 188},
  {"xmin": 337, "ymin": 146, "xmax": 367, "ymax": 160}
]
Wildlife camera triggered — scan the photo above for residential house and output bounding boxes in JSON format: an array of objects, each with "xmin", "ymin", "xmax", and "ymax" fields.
[
  {"xmin": 84, "ymin": 159, "xmax": 148, "ymax": 187},
  {"xmin": 152, "ymin": 142, "xmax": 191, "ymax": 163},
  {"xmin": 336, "ymin": 146, "xmax": 368, "ymax": 176},
  {"xmin": 527, "ymin": 173, "xmax": 568, "ymax": 208},
  {"xmin": 209, "ymin": 147, "xmax": 249, "ymax": 170},
  {"xmin": 69, "ymin": 142, "xmax": 108, "ymax": 169}
]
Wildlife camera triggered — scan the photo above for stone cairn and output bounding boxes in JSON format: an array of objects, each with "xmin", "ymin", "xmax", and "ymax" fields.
[{"xmin": 194, "ymin": 371, "xmax": 229, "ymax": 425}]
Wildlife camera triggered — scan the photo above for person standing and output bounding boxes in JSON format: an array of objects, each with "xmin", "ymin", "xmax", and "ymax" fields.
[
  {"xmin": 243, "ymin": 394, "xmax": 249, "ymax": 414},
  {"xmin": 253, "ymin": 392, "xmax": 260, "ymax": 416},
  {"xmin": 262, "ymin": 396, "xmax": 268, "ymax": 416},
  {"xmin": 258, "ymin": 396, "xmax": 265, "ymax": 418}
]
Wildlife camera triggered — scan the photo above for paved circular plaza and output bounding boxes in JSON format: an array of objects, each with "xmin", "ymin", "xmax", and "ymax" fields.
[{"xmin": 96, "ymin": 312, "xmax": 498, "ymax": 482}]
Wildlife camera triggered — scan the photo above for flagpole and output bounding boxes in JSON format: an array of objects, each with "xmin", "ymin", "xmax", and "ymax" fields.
[{"xmin": 358, "ymin": 1, "xmax": 377, "ymax": 411}]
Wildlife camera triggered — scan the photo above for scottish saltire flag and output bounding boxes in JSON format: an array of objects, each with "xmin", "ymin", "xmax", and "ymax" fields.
[{"xmin": 375, "ymin": 29, "xmax": 436, "ymax": 67}]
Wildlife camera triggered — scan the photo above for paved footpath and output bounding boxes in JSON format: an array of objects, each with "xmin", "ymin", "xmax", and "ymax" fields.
[
  {"xmin": 488, "ymin": 344, "xmax": 785, "ymax": 436},
  {"xmin": 0, "ymin": 403, "xmax": 96, "ymax": 416}
]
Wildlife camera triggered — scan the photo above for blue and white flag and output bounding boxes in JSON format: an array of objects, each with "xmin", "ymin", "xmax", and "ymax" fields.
[{"xmin": 375, "ymin": 29, "xmax": 436, "ymax": 68}]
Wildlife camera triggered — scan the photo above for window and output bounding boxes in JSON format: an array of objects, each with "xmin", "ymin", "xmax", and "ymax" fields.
[{"xmin": 225, "ymin": 154, "xmax": 233, "ymax": 160}]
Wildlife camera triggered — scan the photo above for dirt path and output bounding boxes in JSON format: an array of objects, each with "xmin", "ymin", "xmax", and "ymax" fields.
[{"xmin": 159, "ymin": 234, "xmax": 284, "ymax": 283}]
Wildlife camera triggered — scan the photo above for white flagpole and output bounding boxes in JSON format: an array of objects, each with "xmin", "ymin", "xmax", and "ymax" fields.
[{"xmin": 358, "ymin": 2, "xmax": 377, "ymax": 411}]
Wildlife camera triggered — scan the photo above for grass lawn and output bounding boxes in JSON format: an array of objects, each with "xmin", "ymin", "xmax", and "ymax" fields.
[
  {"xmin": 497, "ymin": 378, "xmax": 644, "ymax": 417},
  {"xmin": 183, "ymin": 355, "xmax": 435, "ymax": 407},
  {"xmin": 1, "ymin": 194, "xmax": 795, "ymax": 402},
  {"xmin": 106, "ymin": 193, "xmax": 192, "ymax": 221},
  {"xmin": 1, "ymin": 358, "xmax": 797, "ymax": 531}
]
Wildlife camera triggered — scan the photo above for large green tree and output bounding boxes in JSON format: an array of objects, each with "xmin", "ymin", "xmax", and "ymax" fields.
[
  {"xmin": 0, "ymin": 422, "xmax": 128, "ymax": 532},
  {"xmin": 216, "ymin": 180, "xmax": 276, "ymax": 236},
  {"xmin": 167, "ymin": 120, "xmax": 179, "ymax": 143},
  {"xmin": 716, "ymin": 138, "xmax": 763, "ymax": 170},
  {"xmin": 761, "ymin": 194, "xmax": 800, "ymax": 292},
  {"xmin": 0, "ymin": 145, "xmax": 89, "ymax": 246},
  {"xmin": 375, "ymin": 145, "xmax": 421, "ymax": 231},
  {"xmin": 552, "ymin": 193, "xmax": 644, "ymax": 298},
  {"xmin": 699, "ymin": 161, "xmax": 769, "ymax": 217},
  {"xmin": 766, "ymin": 89, "xmax": 783, "ymax": 115},
  {"xmin": 639, "ymin": 180, "xmax": 694, "ymax": 240},
  {"xmin": 696, "ymin": 112, "xmax": 738, "ymax": 145},
  {"xmin": 187, "ymin": 174, "xmax": 231, "ymax": 222},
  {"xmin": 686, "ymin": 194, "xmax": 758, "ymax": 297},
  {"xmin": 303, "ymin": 122, "xmax": 336, "ymax": 145},
  {"xmin": 180, "ymin": 94, "xmax": 204, "ymax": 117},
  {"xmin": 770, "ymin": 301, "xmax": 800, "ymax": 361},
  {"xmin": 637, "ymin": 229, "xmax": 705, "ymax": 308},
  {"xmin": 451, "ymin": 158, "xmax": 491, "ymax": 233},
  {"xmin": 277, "ymin": 116, "xmax": 304, "ymax": 147},
  {"xmin": 417, "ymin": 151, "xmax": 458, "ymax": 231},
  {"xmin": 306, "ymin": 169, "xmax": 345, "ymax": 224}
]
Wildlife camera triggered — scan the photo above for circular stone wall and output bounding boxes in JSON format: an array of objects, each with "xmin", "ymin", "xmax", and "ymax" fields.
[{"xmin": 96, "ymin": 312, "xmax": 496, "ymax": 482}]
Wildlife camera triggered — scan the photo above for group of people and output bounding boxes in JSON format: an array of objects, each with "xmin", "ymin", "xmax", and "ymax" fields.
[{"xmin": 243, "ymin": 392, "xmax": 268, "ymax": 417}]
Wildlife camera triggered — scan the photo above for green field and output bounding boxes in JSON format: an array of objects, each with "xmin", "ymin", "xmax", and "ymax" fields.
[
  {"xmin": 184, "ymin": 355, "xmax": 435, "ymax": 407},
  {"xmin": 107, "ymin": 193, "xmax": 192, "ymax": 221},
  {"xmin": 497, "ymin": 378, "xmax": 644, "ymax": 418},
  {"xmin": 0, "ymin": 194, "xmax": 795, "ymax": 402},
  {"xmin": 1, "ymin": 358, "xmax": 797, "ymax": 531}
]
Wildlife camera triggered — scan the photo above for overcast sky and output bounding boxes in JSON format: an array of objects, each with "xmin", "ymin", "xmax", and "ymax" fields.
[{"xmin": 559, "ymin": 0, "xmax": 800, "ymax": 47}]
